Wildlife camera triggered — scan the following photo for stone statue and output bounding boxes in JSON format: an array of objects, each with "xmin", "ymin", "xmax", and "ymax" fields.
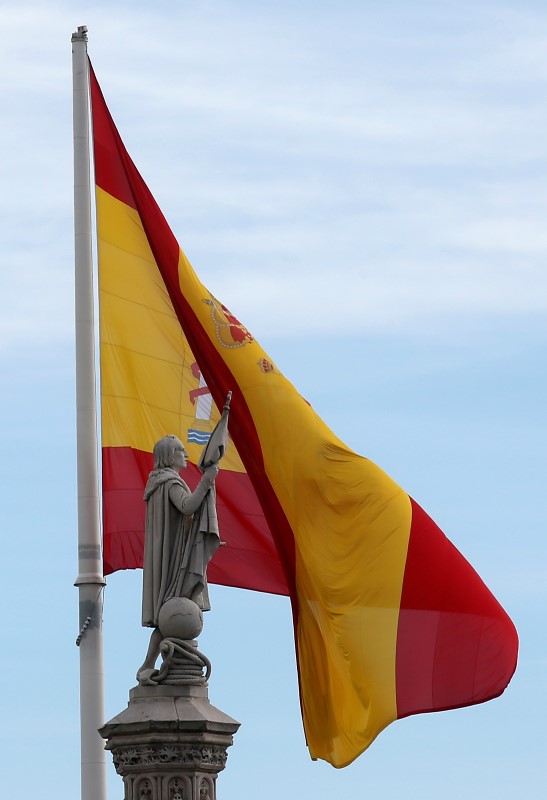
[{"xmin": 136, "ymin": 435, "xmax": 221, "ymax": 684}]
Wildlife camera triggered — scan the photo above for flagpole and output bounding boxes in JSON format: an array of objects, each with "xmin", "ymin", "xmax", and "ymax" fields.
[{"xmin": 72, "ymin": 25, "xmax": 107, "ymax": 800}]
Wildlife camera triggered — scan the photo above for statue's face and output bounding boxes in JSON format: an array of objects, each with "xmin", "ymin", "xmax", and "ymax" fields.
[{"xmin": 172, "ymin": 441, "xmax": 188, "ymax": 471}]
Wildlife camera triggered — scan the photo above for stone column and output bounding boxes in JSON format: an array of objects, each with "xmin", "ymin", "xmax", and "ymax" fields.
[{"xmin": 100, "ymin": 682, "xmax": 239, "ymax": 800}]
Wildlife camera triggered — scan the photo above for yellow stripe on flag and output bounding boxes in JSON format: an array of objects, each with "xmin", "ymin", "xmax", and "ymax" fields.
[
  {"xmin": 172, "ymin": 249, "xmax": 413, "ymax": 764},
  {"xmin": 98, "ymin": 187, "xmax": 245, "ymax": 472}
]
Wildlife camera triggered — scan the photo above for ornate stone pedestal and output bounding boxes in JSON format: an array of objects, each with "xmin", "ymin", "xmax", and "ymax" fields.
[{"xmin": 100, "ymin": 683, "xmax": 239, "ymax": 800}]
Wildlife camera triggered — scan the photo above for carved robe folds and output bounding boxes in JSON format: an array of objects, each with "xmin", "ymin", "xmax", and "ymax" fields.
[{"xmin": 142, "ymin": 469, "xmax": 219, "ymax": 626}]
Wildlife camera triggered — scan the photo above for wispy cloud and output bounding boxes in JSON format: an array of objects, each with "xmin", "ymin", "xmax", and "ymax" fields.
[{"xmin": 1, "ymin": 0, "xmax": 546, "ymax": 351}]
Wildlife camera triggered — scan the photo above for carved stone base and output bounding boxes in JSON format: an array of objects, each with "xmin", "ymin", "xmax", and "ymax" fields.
[{"xmin": 100, "ymin": 684, "xmax": 239, "ymax": 800}]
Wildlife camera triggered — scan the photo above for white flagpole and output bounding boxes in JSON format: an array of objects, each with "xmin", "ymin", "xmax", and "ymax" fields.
[{"xmin": 72, "ymin": 25, "xmax": 107, "ymax": 800}]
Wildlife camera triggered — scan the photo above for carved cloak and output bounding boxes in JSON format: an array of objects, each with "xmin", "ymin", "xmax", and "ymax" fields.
[{"xmin": 142, "ymin": 468, "xmax": 220, "ymax": 627}]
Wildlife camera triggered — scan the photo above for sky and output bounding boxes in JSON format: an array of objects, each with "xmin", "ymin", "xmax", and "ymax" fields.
[{"xmin": 1, "ymin": 1, "xmax": 545, "ymax": 797}]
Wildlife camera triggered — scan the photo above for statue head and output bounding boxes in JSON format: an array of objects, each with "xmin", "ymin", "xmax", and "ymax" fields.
[{"xmin": 153, "ymin": 435, "xmax": 188, "ymax": 471}]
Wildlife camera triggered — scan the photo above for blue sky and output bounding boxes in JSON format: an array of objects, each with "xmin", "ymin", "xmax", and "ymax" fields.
[{"xmin": 1, "ymin": 1, "xmax": 545, "ymax": 797}]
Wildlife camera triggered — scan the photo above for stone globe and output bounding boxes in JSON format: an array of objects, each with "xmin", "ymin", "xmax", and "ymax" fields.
[{"xmin": 158, "ymin": 597, "xmax": 204, "ymax": 641}]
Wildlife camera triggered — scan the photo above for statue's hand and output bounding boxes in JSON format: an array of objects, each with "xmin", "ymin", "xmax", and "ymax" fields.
[{"xmin": 204, "ymin": 464, "xmax": 219, "ymax": 482}]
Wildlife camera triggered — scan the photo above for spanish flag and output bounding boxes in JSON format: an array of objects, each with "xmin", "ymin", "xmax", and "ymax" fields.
[{"xmin": 90, "ymin": 63, "xmax": 518, "ymax": 767}]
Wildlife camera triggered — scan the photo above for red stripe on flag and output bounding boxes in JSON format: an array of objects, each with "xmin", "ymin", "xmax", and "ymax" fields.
[
  {"xmin": 103, "ymin": 446, "xmax": 289, "ymax": 595},
  {"xmin": 90, "ymin": 62, "xmax": 180, "ymax": 270},
  {"xmin": 395, "ymin": 499, "xmax": 518, "ymax": 718},
  {"xmin": 90, "ymin": 66, "xmax": 138, "ymax": 212}
]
